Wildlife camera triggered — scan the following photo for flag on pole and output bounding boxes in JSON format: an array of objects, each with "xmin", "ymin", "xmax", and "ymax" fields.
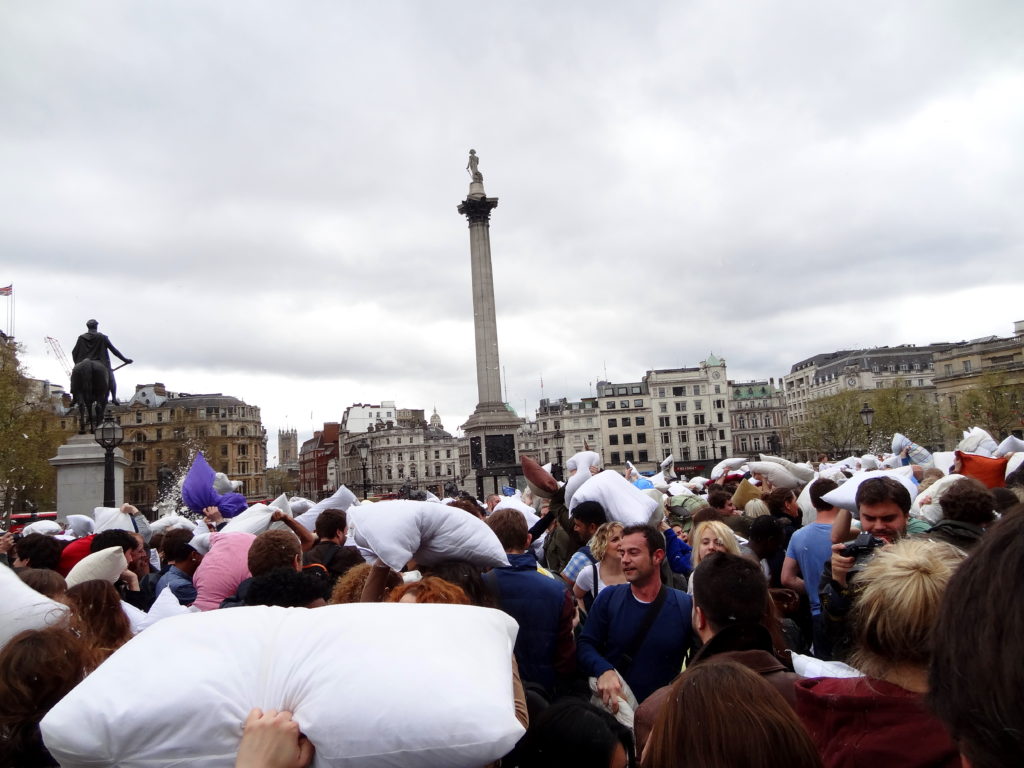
[{"xmin": 0, "ymin": 285, "xmax": 11, "ymax": 296}]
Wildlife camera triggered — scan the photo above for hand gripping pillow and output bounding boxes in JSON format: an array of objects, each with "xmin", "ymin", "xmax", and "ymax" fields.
[
  {"xmin": 522, "ymin": 455, "xmax": 559, "ymax": 499},
  {"xmin": 820, "ymin": 467, "xmax": 917, "ymax": 514},
  {"xmin": 41, "ymin": 604, "xmax": 525, "ymax": 768},
  {"xmin": 348, "ymin": 500, "xmax": 509, "ymax": 571},
  {"xmin": 956, "ymin": 451, "xmax": 1008, "ymax": 489},
  {"xmin": 563, "ymin": 451, "xmax": 601, "ymax": 506},
  {"xmin": 0, "ymin": 562, "xmax": 70, "ymax": 649},
  {"xmin": 996, "ymin": 435, "xmax": 1024, "ymax": 457},
  {"xmin": 891, "ymin": 433, "xmax": 933, "ymax": 466},
  {"xmin": 294, "ymin": 486, "xmax": 359, "ymax": 532},
  {"xmin": 65, "ymin": 546, "xmax": 128, "ymax": 588},
  {"xmin": 191, "ymin": 532, "xmax": 256, "ymax": 611},
  {"xmin": 220, "ymin": 503, "xmax": 276, "ymax": 535},
  {"xmin": 567, "ymin": 470, "xmax": 659, "ymax": 526},
  {"xmin": 747, "ymin": 462, "xmax": 800, "ymax": 490},
  {"xmin": 758, "ymin": 454, "xmax": 815, "ymax": 484}
]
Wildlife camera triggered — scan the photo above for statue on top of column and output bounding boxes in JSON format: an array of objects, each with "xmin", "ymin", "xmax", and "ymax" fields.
[{"xmin": 466, "ymin": 149, "xmax": 483, "ymax": 182}]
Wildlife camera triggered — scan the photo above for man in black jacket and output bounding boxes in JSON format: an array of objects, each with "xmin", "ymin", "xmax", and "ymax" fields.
[{"xmin": 303, "ymin": 509, "xmax": 363, "ymax": 589}]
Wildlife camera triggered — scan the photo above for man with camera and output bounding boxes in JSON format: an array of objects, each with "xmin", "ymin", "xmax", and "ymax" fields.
[{"xmin": 819, "ymin": 476, "xmax": 912, "ymax": 661}]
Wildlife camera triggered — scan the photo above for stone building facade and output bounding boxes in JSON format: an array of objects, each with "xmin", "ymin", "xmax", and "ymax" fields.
[
  {"xmin": 533, "ymin": 396, "xmax": 602, "ymax": 478},
  {"xmin": 729, "ymin": 379, "xmax": 788, "ymax": 456},
  {"xmin": 111, "ymin": 384, "xmax": 267, "ymax": 509},
  {"xmin": 596, "ymin": 380, "xmax": 655, "ymax": 473}
]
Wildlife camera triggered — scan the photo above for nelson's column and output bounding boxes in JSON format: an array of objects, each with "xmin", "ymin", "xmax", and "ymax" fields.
[{"xmin": 458, "ymin": 150, "xmax": 524, "ymax": 497}]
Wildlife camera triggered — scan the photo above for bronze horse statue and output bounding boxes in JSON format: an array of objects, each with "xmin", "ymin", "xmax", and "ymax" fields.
[{"xmin": 69, "ymin": 359, "xmax": 110, "ymax": 434}]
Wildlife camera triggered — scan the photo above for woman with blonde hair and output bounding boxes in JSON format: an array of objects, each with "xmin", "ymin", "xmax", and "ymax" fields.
[
  {"xmin": 795, "ymin": 538, "xmax": 964, "ymax": 767},
  {"xmin": 573, "ymin": 521, "xmax": 625, "ymax": 612},
  {"xmin": 744, "ymin": 499, "xmax": 770, "ymax": 518},
  {"xmin": 687, "ymin": 520, "xmax": 742, "ymax": 594}
]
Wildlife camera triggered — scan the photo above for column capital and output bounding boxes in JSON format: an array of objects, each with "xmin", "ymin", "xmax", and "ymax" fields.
[{"xmin": 457, "ymin": 196, "xmax": 499, "ymax": 224}]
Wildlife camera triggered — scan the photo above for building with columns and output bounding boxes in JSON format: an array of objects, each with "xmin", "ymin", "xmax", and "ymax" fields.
[{"xmin": 728, "ymin": 379, "xmax": 788, "ymax": 456}]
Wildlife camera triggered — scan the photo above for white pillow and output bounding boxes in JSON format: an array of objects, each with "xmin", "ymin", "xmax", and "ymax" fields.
[
  {"xmin": 66, "ymin": 514, "xmax": 95, "ymax": 538},
  {"xmin": 189, "ymin": 531, "xmax": 212, "ymax": 555},
  {"xmin": 931, "ymin": 451, "xmax": 957, "ymax": 475},
  {"xmin": 747, "ymin": 462, "xmax": 800, "ymax": 490},
  {"xmin": 996, "ymin": 435, "xmax": 1024, "ymax": 457},
  {"xmin": 94, "ymin": 506, "xmax": 134, "ymax": 533},
  {"xmin": 860, "ymin": 455, "xmax": 879, "ymax": 471},
  {"xmin": 493, "ymin": 497, "xmax": 540, "ymax": 529},
  {"xmin": 294, "ymin": 486, "xmax": 360, "ymax": 532},
  {"xmin": 22, "ymin": 520, "xmax": 62, "ymax": 536},
  {"xmin": 563, "ymin": 451, "xmax": 601, "ymax": 505},
  {"xmin": 121, "ymin": 600, "xmax": 148, "ymax": 635},
  {"xmin": 41, "ymin": 604, "xmax": 525, "ymax": 768},
  {"xmin": 958, "ymin": 427, "xmax": 998, "ymax": 457},
  {"xmin": 796, "ymin": 479, "xmax": 817, "ymax": 526},
  {"xmin": 567, "ymin": 469, "xmax": 659, "ymax": 526},
  {"xmin": 1006, "ymin": 452, "xmax": 1024, "ymax": 478},
  {"xmin": 891, "ymin": 433, "xmax": 933, "ymax": 466},
  {"xmin": 349, "ymin": 500, "xmax": 509, "ymax": 571},
  {"xmin": 710, "ymin": 457, "xmax": 747, "ymax": 481},
  {"xmin": 911, "ymin": 473, "xmax": 967, "ymax": 525},
  {"xmin": 66, "ymin": 546, "xmax": 127, "ymax": 588},
  {"xmin": 288, "ymin": 496, "xmax": 316, "ymax": 515},
  {"xmin": 220, "ymin": 503, "xmax": 276, "ymax": 535},
  {"xmin": 0, "ymin": 563, "xmax": 69, "ymax": 649},
  {"xmin": 758, "ymin": 454, "xmax": 814, "ymax": 484},
  {"xmin": 148, "ymin": 514, "xmax": 198, "ymax": 534},
  {"xmin": 820, "ymin": 467, "xmax": 917, "ymax": 514}
]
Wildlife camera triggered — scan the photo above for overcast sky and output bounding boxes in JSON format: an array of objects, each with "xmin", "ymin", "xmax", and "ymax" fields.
[{"xmin": 2, "ymin": 1, "xmax": 1022, "ymax": 463}]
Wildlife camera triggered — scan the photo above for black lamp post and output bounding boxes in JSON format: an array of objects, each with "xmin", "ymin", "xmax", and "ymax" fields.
[
  {"xmin": 357, "ymin": 439, "xmax": 369, "ymax": 500},
  {"xmin": 859, "ymin": 402, "xmax": 875, "ymax": 453},
  {"xmin": 94, "ymin": 416, "xmax": 124, "ymax": 509},
  {"xmin": 552, "ymin": 425, "xmax": 565, "ymax": 481}
]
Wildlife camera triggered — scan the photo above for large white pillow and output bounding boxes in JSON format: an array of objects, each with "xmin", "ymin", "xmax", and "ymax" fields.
[
  {"xmin": 996, "ymin": 435, "xmax": 1024, "ymax": 457},
  {"xmin": 349, "ymin": 500, "xmax": 509, "ymax": 571},
  {"xmin": 22, "ymin": 520, "xmax": 62, "ymax": 536},
  {"xmin": 1006, "ymin": 452, "xmax": 1024, "ymax": 478},
  {"xmin": 820, "ymin": 467, "xmax": 917, "ymax": 514},
  {"xmin": 911, "ymin": 473, "xmax": 967, "ymax": 525},
  {"xmin": 148, "ymin": 514, "xmax": 197, "ymax": 535},
  {"xmin": 747, "ymin": 461, "xmax": 800, "ymax": 490},
  {"xmin": 493, "ymin": 497, "xmax": 541, "ymax": 529},
  {"xmin": 294, "ymin": 486, "xmax": 360, "ymax": 532},
  {"xmin": 758, "ymin": 454, "xmax": 814, "ymax": 484},
  {"xmin": 958, "ymin": 427, "xmax": 998, "ymax": 457},
  {"xmin": 568, "ymin": 470, "xmax": 659, "ymax": 526},
  {"xmin": 563, "ymin": 451, "xmax": 601, "ymax": 506},
  {"xmin": 66, "ymin": 514, "xmax": 95, "ymax": 538},
  {"xmin": 220, "ymin": 503, "xmax": 276, "ymax": 535},
  {"xmin": 931, "ymin": 451, "xmax": 957, "ymax": 474},
  {"xmin": 65, "ymin": 546, "xmax": 127, "ymax": 588},
  {"xmin": 710, "ymin": 457, "xmax": 747, "ymax": 481},
  {"xmin": 41, "ymin": 604, "xmax": 524, "ymax": 768},
  {"xmin": 93, "ymin": 506, "xmax": 135, "ymax": 533},
  {"xmin": 0, "ymin": 563, "xmax": 69, "ymax": 649},
  {"xmin": 796, "ymin": 479, "xmax": 817, "ymax": 526}
]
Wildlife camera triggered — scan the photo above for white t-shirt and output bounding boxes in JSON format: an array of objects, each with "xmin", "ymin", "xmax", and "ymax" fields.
[{"xmin": 574, "ymin": 562, "xmax": 606, "ymax": 597}]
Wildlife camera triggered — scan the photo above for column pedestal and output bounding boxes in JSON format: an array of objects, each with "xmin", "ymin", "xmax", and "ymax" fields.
[{"xmin": 48, "ymin": 434, "xmax": 129, "ymax": 521}]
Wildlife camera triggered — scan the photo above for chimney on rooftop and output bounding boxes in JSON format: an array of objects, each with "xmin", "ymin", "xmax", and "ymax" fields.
[{"xmin": 1015, "ymin": 320, "xmax": 1024, "ymax": 337}]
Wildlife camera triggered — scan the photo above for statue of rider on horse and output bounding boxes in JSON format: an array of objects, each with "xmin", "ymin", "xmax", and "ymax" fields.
[{"xmin": 69, "ymin": 319, "xmax": 133, "ymax": 433}]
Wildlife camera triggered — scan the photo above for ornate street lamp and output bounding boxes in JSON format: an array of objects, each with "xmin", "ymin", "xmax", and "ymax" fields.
[
  {"xmin": 94, "ymin": 416, "xmax": 124, "ymax": 509},
  {"xmin": 859, "ymin": 402, "xmax": 875, "ymax": 453},
  {"xmin": 357, "ymin": 439, "xmax": 369, "ymax": 500}
]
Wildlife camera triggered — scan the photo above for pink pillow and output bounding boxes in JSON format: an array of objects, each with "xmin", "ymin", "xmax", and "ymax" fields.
[{"xmin": 192, "ymin": 532, "xmax": 255, "ymax": 611}]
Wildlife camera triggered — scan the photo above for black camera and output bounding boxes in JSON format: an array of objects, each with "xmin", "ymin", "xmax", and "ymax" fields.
[{"xmin": 840, "ymin": 532, "xmax": 886, "ymax": 559}]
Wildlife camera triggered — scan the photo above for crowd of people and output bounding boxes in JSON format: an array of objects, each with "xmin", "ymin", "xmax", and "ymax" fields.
[{"xmin": 1, "ymin": 430, "xmax": 1023, "ymax": 767}]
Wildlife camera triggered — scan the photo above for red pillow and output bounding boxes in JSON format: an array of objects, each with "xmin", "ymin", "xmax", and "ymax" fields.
[
  {"xmin": 522, "ymin": 456, "xmax": 558, "ymax": 499},
  {"xmin": 956, "ymin": 451, "xmax": 1008, "ymax": 489}
]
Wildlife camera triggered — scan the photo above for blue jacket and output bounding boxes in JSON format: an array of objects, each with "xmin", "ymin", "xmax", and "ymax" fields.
[
  {"xmin": 577, "ymin": 582, "xmax": 692, "ymax": 703},
  {"xmin": 155, "ymin": 565, "xmax": 197, "ymax": 606},
  {"xmin": 485, "ymin": 553, "xmax": 576, "ymax": 694}
]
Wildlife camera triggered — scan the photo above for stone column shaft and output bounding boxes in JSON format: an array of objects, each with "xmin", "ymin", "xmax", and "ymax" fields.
[{"xmin": 469, "ymin": 220, "xmax": 502, "ymax": 405}]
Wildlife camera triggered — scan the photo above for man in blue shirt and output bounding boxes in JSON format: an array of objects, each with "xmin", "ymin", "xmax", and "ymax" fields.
[
  {"xmin": 782, "ymin": 478, "xmax": 838, "ymax": 658},
  {"xmin": 155, "ymin": 529, "xmax": 202, "ymax": 606},
  {"xmin": 578, "ymin": 524, "xmax": 692, "ymax": 710},
  {"xmin": 560, "ymin": 501, "xmax": 608, "ymax": 586}
]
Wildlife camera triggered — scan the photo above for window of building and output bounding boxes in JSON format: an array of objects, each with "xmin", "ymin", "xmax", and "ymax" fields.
[
  {"xmin": 739, "ymin": 416, "xmax": 746, "ymax": 429},
  {"xmin": 133, "ymin": 449, "xmax": 145, "ymax": 462},
  {"xmin": 635, "ymin": 416, "xmax": 645, "ymax": 426},
  {"xmin": 714, "ymin": 399, "xmax": 725, "ymax": 409},
  {"xmin": 397, "ymin": 466, "xmax": 404, "ymax": 479},
  {"xmin": 944, "ymin": 364, "xmax": 953, "ymax": 376},
  {"xmin": 220, "ymin": 425, "xmax": 228, "ymax": 436},
  {"xmin": 674, "ymin": 401, "xmax": 684, "ymax": 412},
  {"xmin": 740, "ymin": 438, "xmax": 748, "ymax": 451},
  {"xmin": 238, "ymin": 444, "xmax": 248, "ymax": 456},
  {"xmin": 447, "ymin": 464, "xmax": 454, "ymax": 475},
  {"xmin": 661, "ymin": 432, "xmax": 671, "ymax": 444},
  {"xmin": 608, "ymin": 418, "xmax": 617, "ymax": 428},
  {"xmin": 717, "ymin": 412, "xmax": 724, "ymax": 423},
  {"xmin": 676, "ymin": 415, "xmax": 687, "ymax": 426},
  {"xmin": 659, "ymin": 402, "xmax": 668, "ymax": 413},
  {"xmin": 135, "ymin": 412, "xmax": 143, "ymax": 424},
  {"xmin": 714, "ymin": 384, "xmax": 721, "ymax": 394},
  {"xmin": 658, "ymin": 416, "xmax": 670, "ymax": 427},
  {"xmin": 631, "ymin": 386, "xmax": 641, "ymax": 394},
  {"xmin": 624, "ymin": 451, "xmax": 635, "ymax": 462},
  {"xmin": 623, "ymin": 434, "xmax": 633, "ymax": 445},
  {"xmin": 638, "ymin": 450, "xmax": 649, "ymax": 462},
  {"xmin": 677, "ymin": 431, "xmax": 688, "ymax": 443},
  {"xmin": 634, "ymin": 399, "xmax": 643, "ymax": 408},
  {"xmin": 682, "ymin": 447, "xmax": 691, "ymax": 460},
  {"xmin": 606, "ymin": 401, "xmax": 616, "ymax": 409},
  {"xmin": 610, "ymin": 452, "xmax": 621, "ymax": 464},
  {"xmin": 621, "ymin": 417, "xmax": 631, "ymax": 427},
  {"xmin": 963, "ymin": 360, "xmax": 973, "ymax": 373},
  {"xmin": 620, "ymin": 400, "xmax": 629, "ymax": 409},
  {"xmin": 694, "ymin": 414, "xmax": 706, "ymax": 425},
  {"xmin": 918, "ymin": 378, "xmax": 924, "ymax": 386},
  {"xmin": 637, "ymin": 433, "xmax": 646, "ymax": 443},
  {"xmin": 672, "ymin": 386, "xmax": 684, "ymax": 396},
  {"xmin": 694, "ymin": 400, "xmax": 703, "ymax": 410},
  {"xmin": 698, "ymin": 446, "xmax": 707, "ymax": 460},
  {"xmin": 697, "ymin": 430, "xmax": 705, "ymax": 442},
  {"xmin": 609, "ymin": 435, "xmax": 619, "ymax": 445},
  {"xmin": 658, "ymin": 387, "xmax": 666, "ymax": 397},
  {"xmin": 693, "ymin": 385, "xmax": 701, "ymax": 396}
]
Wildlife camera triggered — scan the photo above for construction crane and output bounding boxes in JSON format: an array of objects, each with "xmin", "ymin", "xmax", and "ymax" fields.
[{"xmin": 44, "ymin": 336, "xmax": 73, "ymax": 378}]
